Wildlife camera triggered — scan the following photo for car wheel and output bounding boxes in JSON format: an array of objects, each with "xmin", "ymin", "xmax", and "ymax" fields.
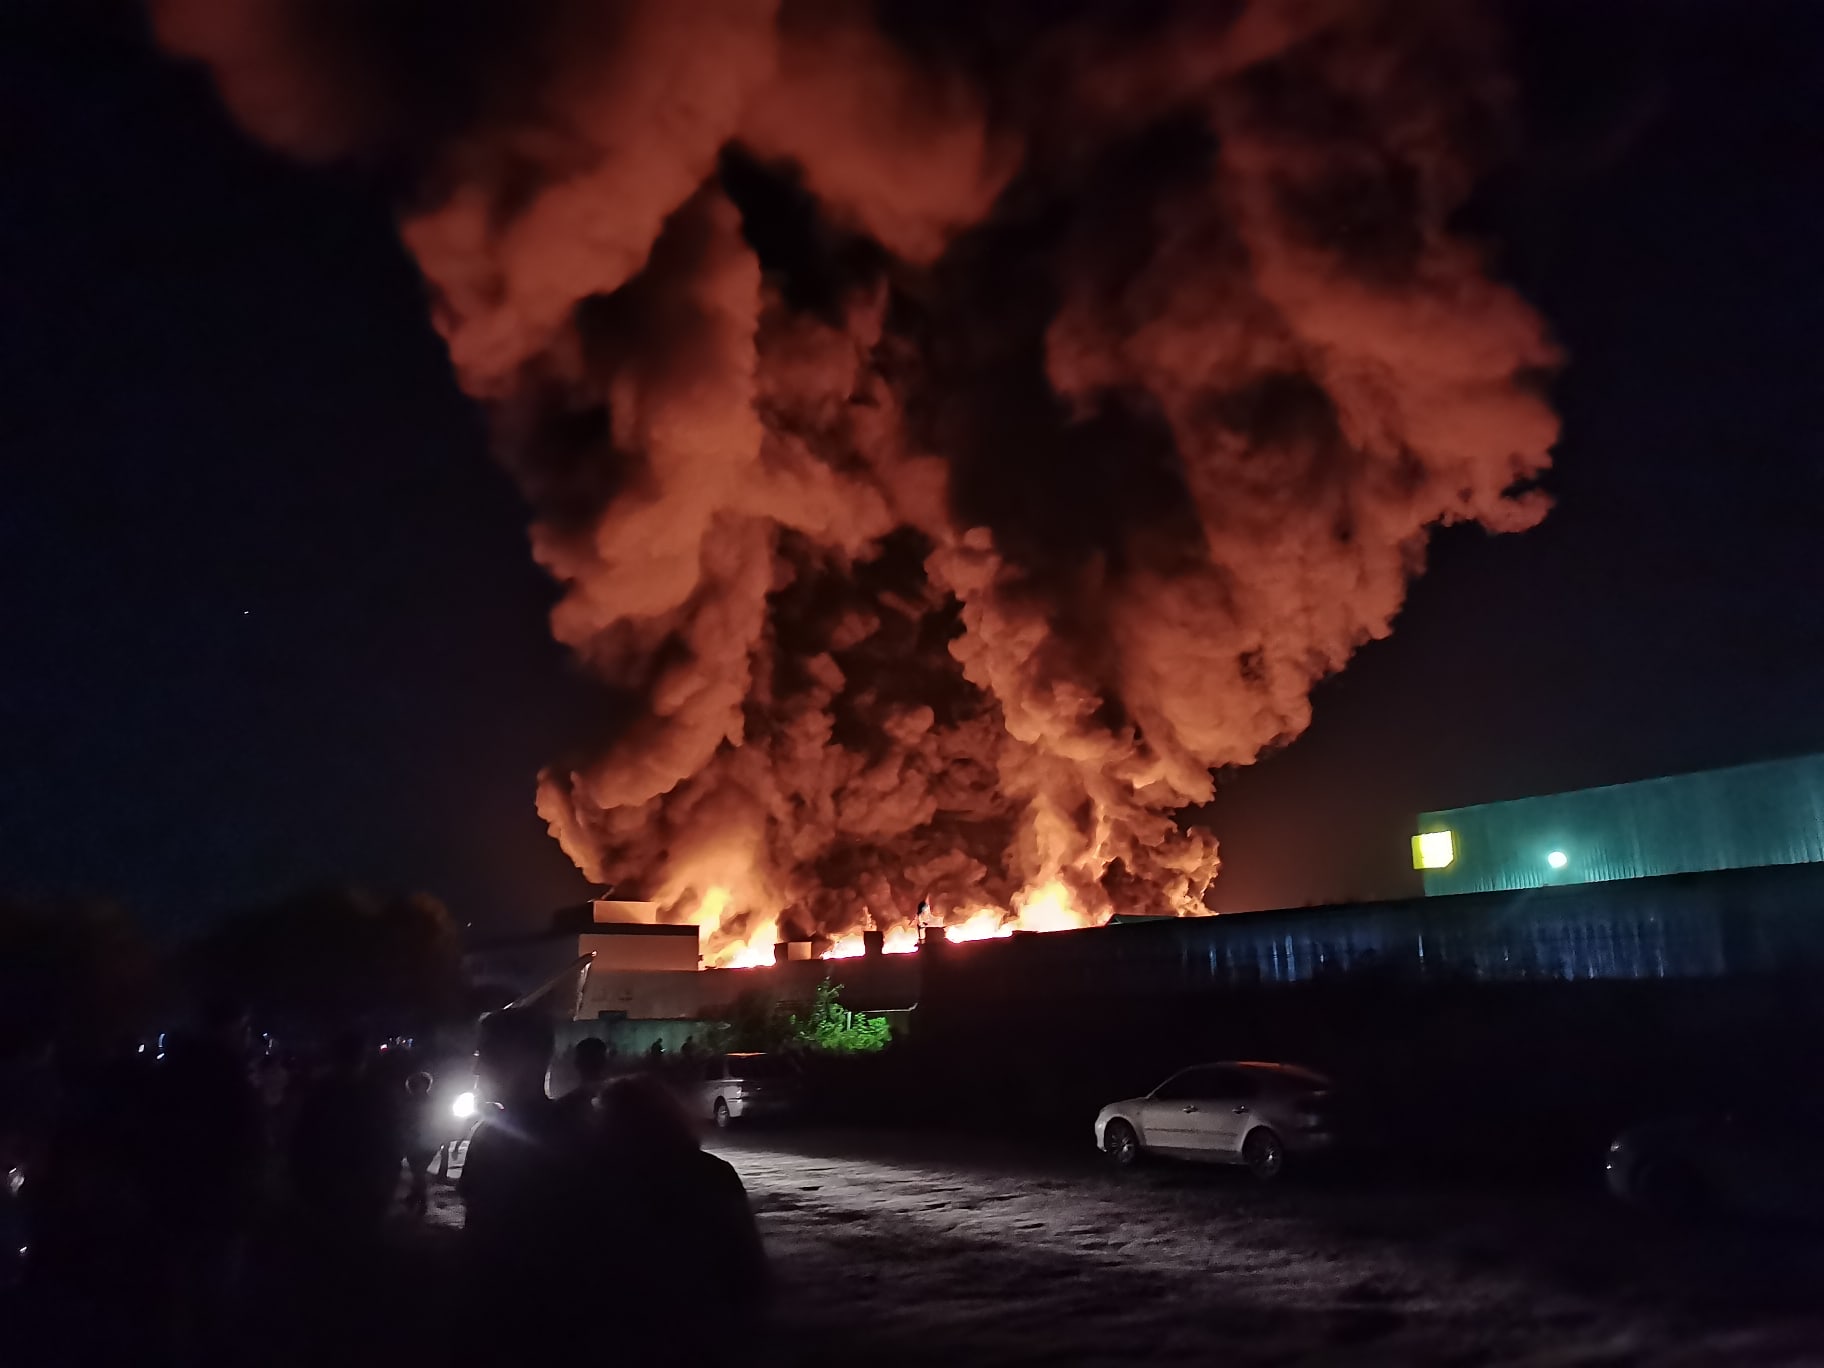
[
  {"xmin": 1242, "ymin": 1127, "xmax": 1285, "ymax": 1182},
  {"xmin": 1104, "ymin": 1119, "xmax": 1142, "ymax": 1168},
  {"xmin": 713, "ymin": 1097, "xmax": 732, "ymax": 1130}
]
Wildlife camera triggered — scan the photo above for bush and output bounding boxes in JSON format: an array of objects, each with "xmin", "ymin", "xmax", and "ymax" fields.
[{"xmin": 795, "ymin": 980, "xmax": 891, "ymax": 1054}]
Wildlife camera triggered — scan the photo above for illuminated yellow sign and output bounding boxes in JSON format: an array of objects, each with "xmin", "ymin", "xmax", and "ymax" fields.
[{"xmin": 1412, "ymin": 830, "xmax": 1456, "ymax": 871}]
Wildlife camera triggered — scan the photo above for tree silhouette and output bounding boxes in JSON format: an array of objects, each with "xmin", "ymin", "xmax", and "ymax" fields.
[
  {"xmin": 190, "ymin": 887, "xmax": 462, "ymax": 1036},
  {"xmin": 0, "ymin": 895, "xmax": 155, "ymax": 1051}
]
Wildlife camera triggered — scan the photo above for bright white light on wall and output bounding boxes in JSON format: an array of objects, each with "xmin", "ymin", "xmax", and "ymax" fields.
[
  {"xmin": 1411, "ymin": 831, "xmax": 1456, "ymax": 870},
  {"xmin": 1546, "ymin": 850, "xmax": 1569, "ymax": 870}
]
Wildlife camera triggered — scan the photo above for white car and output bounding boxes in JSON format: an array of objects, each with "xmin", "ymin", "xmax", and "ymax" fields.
[
  {"xmin": 696, "ymin": 1052, "xmax": 803, "ymax": 1129},
  {"xmin": 1094, "ymin": 1061, "xmax": 1336, "ymax": 1180}
]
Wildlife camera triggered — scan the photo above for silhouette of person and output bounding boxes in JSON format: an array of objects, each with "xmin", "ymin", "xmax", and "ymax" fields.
[
  {"xmin": 401, "ymin": 1070, "xmax": 438, "ymax": 1218},
  {"xmin": 145, "ymin": 999, "xmax": 264, "ymax": 1362},
  {"xmin": 290, "ymin": 1032, "xmax": 401, "ymax": 1250},
  {"xmin": 25, "ymin": 1037, "xmax": 166, "ymax": 1361},
  {"xmin": 458, "ymin": 1009, "xmax": 587, "ymax": 1361},
  {"xmin": 593, "ymin": 1074, "xmax": 769, "ymax": 1362},
  {"xmin": 558, "ymin": 1037, "xmax": 609, "ymax": 1129}
]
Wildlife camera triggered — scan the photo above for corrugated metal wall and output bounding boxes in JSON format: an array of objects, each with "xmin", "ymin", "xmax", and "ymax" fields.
[
  {"xmin": 922, "ymin": 861, "xmax": 1824, "ymax": 1001},
  {"xmin": 1417, "ymin": 753, "xmax": 1824, "ymax": 896}
]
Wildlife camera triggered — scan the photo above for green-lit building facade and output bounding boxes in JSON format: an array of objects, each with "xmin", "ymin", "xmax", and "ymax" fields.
[{"xmin": 1415, "ymin": 754, "xmax": 1824, "ymax": 897}]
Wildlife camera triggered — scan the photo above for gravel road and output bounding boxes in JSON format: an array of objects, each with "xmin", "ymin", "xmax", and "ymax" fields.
[{"xmin": 707, "ymin": 1128, "xmax": 1824, "ymax": 1367}]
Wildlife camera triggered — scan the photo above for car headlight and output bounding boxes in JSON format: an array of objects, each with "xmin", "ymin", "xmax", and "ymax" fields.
[
  {"xmin": 6, "ymin": 1168, "xmax": 22, "ymax": 1197},
  {"xmin": 452, "ymin": 1091, "xmax": 477, "ymax": 1120}
]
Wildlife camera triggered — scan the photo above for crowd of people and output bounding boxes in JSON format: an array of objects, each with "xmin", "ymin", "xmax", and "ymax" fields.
[
  {"xmin": 461, "ymin": 1011, "xmax": 769, "ymax": 1362},
  {"xmin": 0, "ymin": 1003, "xmax": 769, "ymax": 1367}
]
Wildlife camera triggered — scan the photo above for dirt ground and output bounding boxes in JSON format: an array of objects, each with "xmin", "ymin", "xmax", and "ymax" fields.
[
  {"xmin": 684, "ymin": 1128, "xmax": 1824, "ymax": 1367},
  {"xmin": 17, "ymin": 1127, "xmax": 1823, "ymax": 1365}
]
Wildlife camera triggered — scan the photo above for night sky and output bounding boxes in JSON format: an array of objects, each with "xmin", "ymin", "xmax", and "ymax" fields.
[{"xmin": 5, "ymin": 1, "xmax": 1822, "ymax": 935}]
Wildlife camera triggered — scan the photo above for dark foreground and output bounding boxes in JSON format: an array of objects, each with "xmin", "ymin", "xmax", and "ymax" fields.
[
  {"xmin": 705, "ymin": 1129, "xmax": 1824, "ymax": 1367},
  {"xmin": 16, "ymin": 1126, "xmax": 1824, "ymax": 1366}
]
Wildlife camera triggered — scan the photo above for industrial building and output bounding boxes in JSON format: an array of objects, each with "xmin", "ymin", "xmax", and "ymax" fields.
[
  {"xmin": 464, "ymin": 899, "xmax": 920, "ymax": 1047},
  {"xmin": 824, "ymin": 753, "xmax": 1824, "ymax": 996},
  {"xmin": 1411, "ymin": 753, "xmax": 1824, "ymax": 896},
  {"xmin": 464, "ymin": 753, "xmax": 1824, "ymax": 1050},
  {"xmin": 462, "ymin": 900, "xmax": 705, "ymax": 1022}
]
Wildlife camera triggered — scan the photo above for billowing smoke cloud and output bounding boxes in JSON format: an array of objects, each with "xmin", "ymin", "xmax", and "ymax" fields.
[{"xmin": 155, "ymin": 0, "xmax": 1557, "ymax": 960}]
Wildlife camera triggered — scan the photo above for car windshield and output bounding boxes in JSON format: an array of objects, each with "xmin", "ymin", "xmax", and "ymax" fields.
[{"xmin": 728, "ymin": 1054, "xmax": 795, "ymax": 1081}]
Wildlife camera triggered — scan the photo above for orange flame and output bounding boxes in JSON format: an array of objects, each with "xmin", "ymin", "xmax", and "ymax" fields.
[
  {"xmin": 943, "ymin": 909, "xmax": 1014, "ymax": 943},
  {"xmin": 717, "ymin": 881, "xmax": 1094, "ymax": 965},
  {"xmin": 701, "ymin": 886, "xmax": 782, "ymax": 968},
  {"xmin": 1013, "ymin": 880, "xmax": 1087, "ymax": 934},
  {"xmin": 724, "ymin": 941, "xmax": 779, "ymax": 969}
]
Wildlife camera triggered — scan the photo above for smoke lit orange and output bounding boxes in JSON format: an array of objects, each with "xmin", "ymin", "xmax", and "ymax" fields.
[{"xmin": 157, "ymin": 0, "xmax": 1559, "ymax": 958}]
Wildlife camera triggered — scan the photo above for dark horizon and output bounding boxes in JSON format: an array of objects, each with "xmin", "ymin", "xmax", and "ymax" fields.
[{"xmin": 4, "ymin": 0, "xmax": 1822, "ymax": 936}]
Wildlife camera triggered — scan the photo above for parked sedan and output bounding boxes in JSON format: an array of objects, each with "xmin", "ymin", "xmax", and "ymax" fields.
[
  {"xmin": 1094, "ymin": 1061, "xmax": 1336, "ymax": 1180},
  {"xmin": 696, "ymin": 1052, "xmax": 803, "ymax": 1129}
]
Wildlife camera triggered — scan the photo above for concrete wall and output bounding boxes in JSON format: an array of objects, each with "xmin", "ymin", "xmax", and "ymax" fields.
[
  {"xmin": 589, "ymin": 899, "xmax": 660, "ymax": 924},
  {"xmin": 577, "ymin": 954, "xmax": 921, "ymax": 1022},
  {"xmin": 467, "ymin": 926, "xmax": 701, "ymax": 1003},
  {"xmin": 553, "ymin": 1016, "xmax": 705, "ymax": 1066},
  {"xmin": 468, "ymin": 927, "xmax": 922, "ymax": 1022},
  {"xmin": 576, "ymin": 928, "xmax": 699, "ymax": 972},
  {"xmin": 695, "ymin": 953, "xmax": 920, "ymax": 1015},
  {"xmin": 579, "ymin": 968, "xmax": 714, "ymax": 1021}
]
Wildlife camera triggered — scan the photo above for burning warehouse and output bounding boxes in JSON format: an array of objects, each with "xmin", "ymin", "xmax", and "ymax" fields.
[
  {"xmin": 464, "ymin": 899, "xmax": 922, "ymax": 1047},
  {"xmin": 156, "ymin": 0, "xmax": 1559, "ymax": 953},
  {"xmin": 471, "ymin": 751, "xmax": 1824, "ymax": 1048}
]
